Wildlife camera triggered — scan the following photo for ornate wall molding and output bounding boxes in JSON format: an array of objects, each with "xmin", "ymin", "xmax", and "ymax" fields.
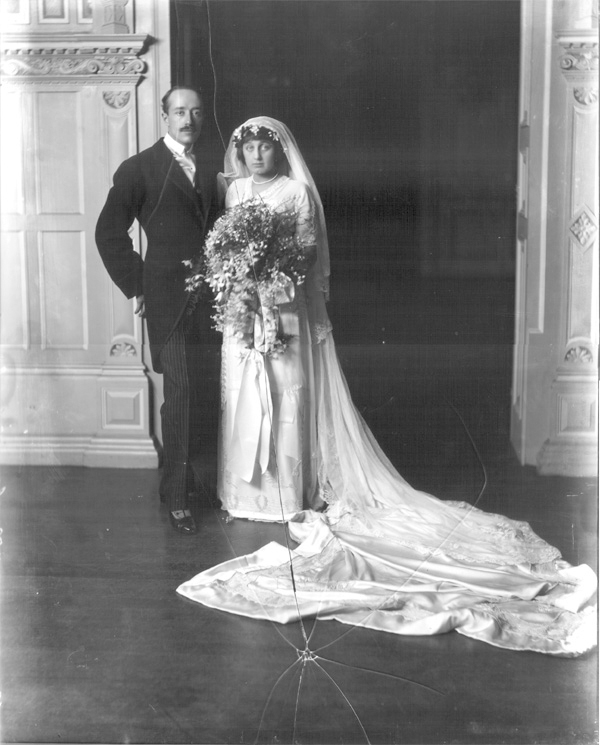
[
  {"xmin": 559, "ymin": 46, "xmax": 599, "ymax": 71},
  {"xmin": 557, "ymin": 31, "xmax": 599, "ymax": 83},
  {"xmin": 1, "ymin": 33, "xmax": 149, "ymax": 85}
]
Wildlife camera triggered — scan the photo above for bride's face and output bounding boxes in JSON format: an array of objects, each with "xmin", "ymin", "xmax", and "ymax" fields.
[{"xmin": 242, "ymin": 139, "xmax": 278, "ymax": 181}]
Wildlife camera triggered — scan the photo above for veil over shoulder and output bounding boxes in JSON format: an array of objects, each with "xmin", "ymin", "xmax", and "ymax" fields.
[{"xmin": 178, "ymin": 117, "xmax": 597, "ymax": 657}]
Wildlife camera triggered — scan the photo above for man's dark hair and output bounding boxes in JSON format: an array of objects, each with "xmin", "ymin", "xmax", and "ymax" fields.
[{"xmin": 161, "ymin": 86, "xmax": 204, "ymax": 115}]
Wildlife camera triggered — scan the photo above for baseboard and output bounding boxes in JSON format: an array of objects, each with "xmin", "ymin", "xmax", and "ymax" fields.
[
  {"xmin": 0, "ymin": 435, "xmax": 159, "ymax": 469},
  {"xmin": 537, "ymin": 438, "xmax": 599, "ymax": 478}
]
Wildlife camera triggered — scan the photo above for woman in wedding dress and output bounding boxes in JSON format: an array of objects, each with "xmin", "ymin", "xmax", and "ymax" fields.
[
  {"xmin": 178, "ymin": 117, "xmax": 597, "ymax": 656},
  {"xmin": 215, "ymin": 120, "xmax": 323, "ymax": 521}
]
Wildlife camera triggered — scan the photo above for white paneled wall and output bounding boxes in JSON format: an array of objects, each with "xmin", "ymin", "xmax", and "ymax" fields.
[{"xmin": 1, "ymin": 0, "xmax": 171, "ymax": 467}]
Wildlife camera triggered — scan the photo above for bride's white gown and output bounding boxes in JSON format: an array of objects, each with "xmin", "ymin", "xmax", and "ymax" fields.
[
  {"xmin": 178, "ymin": 175, "xmax": 597, "ymax": 657},
  {"xmin": 216, "ymin": 176, "xmax": 319, "ymax": 521}
]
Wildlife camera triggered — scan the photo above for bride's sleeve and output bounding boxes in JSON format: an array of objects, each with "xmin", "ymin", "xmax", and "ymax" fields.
[
  {"xmin": 225, "ymin": 180, "xmax": 244, "ymax": 209},
  {"xmin": 294, "ymin": 185, "xmax": 317, "ymax": 250},
  {"xmin": 295, "ymin": 185, "xmax": 333, "ymax": 343}
]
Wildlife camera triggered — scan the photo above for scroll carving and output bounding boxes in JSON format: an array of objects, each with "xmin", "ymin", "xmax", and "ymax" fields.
[
  {"xmin": 557, "ymin": 35, "xmax": 599, "ymax": 86},
  {"xmin": 560, "ymin": 49, "xmax": 599, "ymax": 72},
  {"xmin": 2, "ymin": 53, "xmax": 145, "ymax": 78},
  {"xmin": 1, "ymin": 34, "xmax": 148, "ymax": 85}
]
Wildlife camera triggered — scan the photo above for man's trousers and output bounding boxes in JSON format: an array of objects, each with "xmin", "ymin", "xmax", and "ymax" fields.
[{"xmin": 158, "ymin": 316, "xmax": 204, "ymax": 511}]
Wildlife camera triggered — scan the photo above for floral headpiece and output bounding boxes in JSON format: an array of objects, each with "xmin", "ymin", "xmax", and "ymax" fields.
[{"xmin": 232, "ymin": 124, "xmax": 280, "ymax": 145}]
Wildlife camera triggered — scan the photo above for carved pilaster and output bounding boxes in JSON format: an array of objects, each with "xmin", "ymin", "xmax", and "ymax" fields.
[
  {"xmin": 97, "ymin": 88, "xmax": 141, "ymax": 363},
  {"xmin": 537, "ymin": 28, "xmax": 598, "ymax": 476},
  {"xmin": 556, "ymin": 31, "xmax": 598, "ymax": 361}
]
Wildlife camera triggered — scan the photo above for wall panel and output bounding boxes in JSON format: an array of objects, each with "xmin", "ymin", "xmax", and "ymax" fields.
[
  {"xmin": 36, "ymin": 91, "xmax": 83, "ymax": 215},
  {"xmin": 0, "ymin": 232, "xmax": 29, "ymax": 349},
  {"xmin": 38, "ymin": 231, "xmax": 87, "ymax": 349}
]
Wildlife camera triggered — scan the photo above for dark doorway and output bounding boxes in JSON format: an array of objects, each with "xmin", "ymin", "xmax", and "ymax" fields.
[{"xmin": 170, "ymin": 0, "xmax": 519, "ymax": 347}]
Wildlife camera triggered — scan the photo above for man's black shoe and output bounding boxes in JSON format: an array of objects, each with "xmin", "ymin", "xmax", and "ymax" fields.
[{"xmin": 169, "ymin": 509, "xmax": 198, "ymax": 535}]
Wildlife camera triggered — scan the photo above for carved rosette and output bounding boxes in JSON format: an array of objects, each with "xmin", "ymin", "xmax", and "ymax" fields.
[
  {"xmin": 573, "ymin": 86, "xmax": 599, "ymax": 106},
  {"xmin": 1, "ymin": 34, "xmax": 148, "ymax": 86},
  {"xmin": 569, "ymin": 207, "xmax": 598, "ymax": 250},
  {"xmin": 564, "ymin": 346, "xmax": 595, "ymax": 365},
  {"xmin": 110, "ymin": 342, "xmax": 137, "ymax": 357},
  {"xmin": 103, "ymin": 91, "xmax": 131, "ymax": 109}
]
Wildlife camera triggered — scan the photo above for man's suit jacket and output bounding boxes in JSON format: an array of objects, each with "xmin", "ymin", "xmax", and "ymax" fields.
[{"xmin": 95, "ymin": 139, "xmax": 221, "ymax": 372}]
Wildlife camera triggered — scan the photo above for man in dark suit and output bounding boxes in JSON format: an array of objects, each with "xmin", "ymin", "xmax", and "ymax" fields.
[{"xmin": 96, "ymin": 86, "xmax": 220, "ymax": 534}]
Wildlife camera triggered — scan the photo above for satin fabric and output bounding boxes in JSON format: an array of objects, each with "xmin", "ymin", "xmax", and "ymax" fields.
[{"xmin": 178, "ymin": 505, "xmax": 597, "ymax": 656}]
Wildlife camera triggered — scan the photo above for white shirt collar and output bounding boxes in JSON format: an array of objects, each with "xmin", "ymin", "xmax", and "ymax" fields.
[{"xmin": 164, "ymin": 132, "xmax": 192, "ymax": 157}]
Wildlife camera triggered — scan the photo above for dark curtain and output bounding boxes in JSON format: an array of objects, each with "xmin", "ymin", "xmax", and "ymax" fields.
[{"xmin": 169, "ymin": 0, "xmax": 519, "ymax": 346}]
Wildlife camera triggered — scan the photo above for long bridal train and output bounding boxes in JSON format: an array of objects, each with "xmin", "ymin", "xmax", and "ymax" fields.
[
  {"xmin": 178, "ymin": 329, "xmax": 597, "ymax": 657},
  {"xmin": 177, "ymin": 117, "xmax": 596, "ymax": 657}
]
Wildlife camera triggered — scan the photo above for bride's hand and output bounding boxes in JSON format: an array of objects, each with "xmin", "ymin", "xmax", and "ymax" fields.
[{"xmin": 135, "ymin": 295, "xmax": 145, "ymax": 317}]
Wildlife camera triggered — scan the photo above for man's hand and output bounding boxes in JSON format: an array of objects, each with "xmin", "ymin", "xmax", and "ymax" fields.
[{"xmin": 135, "ymin": 295, "xmax": 145, "ymax": 317}]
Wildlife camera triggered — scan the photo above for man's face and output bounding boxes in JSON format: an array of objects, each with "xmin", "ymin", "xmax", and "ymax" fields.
[{"xmin": 163, "ymin": 89, "xmax": 204, "ymax": 148}]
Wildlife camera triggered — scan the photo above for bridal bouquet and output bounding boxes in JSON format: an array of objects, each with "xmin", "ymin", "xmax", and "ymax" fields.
[{"xmin": 185, "ymin": 199, "xmax": 309, "ymax": 357}]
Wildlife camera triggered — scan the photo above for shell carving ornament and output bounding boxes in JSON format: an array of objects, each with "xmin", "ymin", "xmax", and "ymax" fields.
[
  {"xmin": 103, "ymin": 91, "xmax": 131, "ymax": 109},
  {"xmin": 573, "ymin": 86, "xmax": 598, "ymax": 105},
  {"xmin": 110, "ymin": 342, "xmax": 137, "ymax": 357},
  {"xmin": 564, "ymin": 346, "xmax": 594, "ymax": 364}
]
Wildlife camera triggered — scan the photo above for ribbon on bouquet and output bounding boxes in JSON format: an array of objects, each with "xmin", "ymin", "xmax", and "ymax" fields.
[
  {"xmin": 272, "ymin": 273, "xmax": 295, "ymax": 305},
  {"xmin": 229, "ymin": 348, "xmax": 273, "ymax": 482},
  {"xmin": 228, "ymin": 274, "xmax": 297, "ymax": 482},
  {"xmin": 252, "ymin": 274, "xmax": 296, "ymax": 355}
]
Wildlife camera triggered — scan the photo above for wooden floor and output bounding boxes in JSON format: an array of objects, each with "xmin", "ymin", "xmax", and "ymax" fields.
[{"xmin": 1, "ymin": 342, "xmax": 597, "ymax": 745}]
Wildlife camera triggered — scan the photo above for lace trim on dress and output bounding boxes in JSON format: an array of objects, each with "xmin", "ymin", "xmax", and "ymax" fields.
[
  {"xmin": 211, "ymin": 567, "xmax": 597, "ymax": 652},
  {"xmin": 442, "ymin": 501, "xmax": 562, "ymax": 565},
  {"xmin": 284, "ymin": 383, "xmax": 303, "ymax": 406},
  {"xmin": 313, "ymin": 321, "xmax": 333, "ymax": 344},
  {"xmin": 318, "ymin": 480, "xmax": 337, "ymax": 505},
  {"xmin": 295, "ymin": 203, "xmax": 317, "ymax": 248},
  {"xmin": 220, "ymin": 341, "xmax": 228, "ymax": 410},
  {"xmin": 470, "ymin": 600, "xmax": 597, "ymax": 650}
]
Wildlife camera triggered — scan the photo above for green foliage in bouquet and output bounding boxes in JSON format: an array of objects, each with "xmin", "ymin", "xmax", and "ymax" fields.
[{"xmin": 185, "ymin": 199, "xmax": 309, "ymax": 357}]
